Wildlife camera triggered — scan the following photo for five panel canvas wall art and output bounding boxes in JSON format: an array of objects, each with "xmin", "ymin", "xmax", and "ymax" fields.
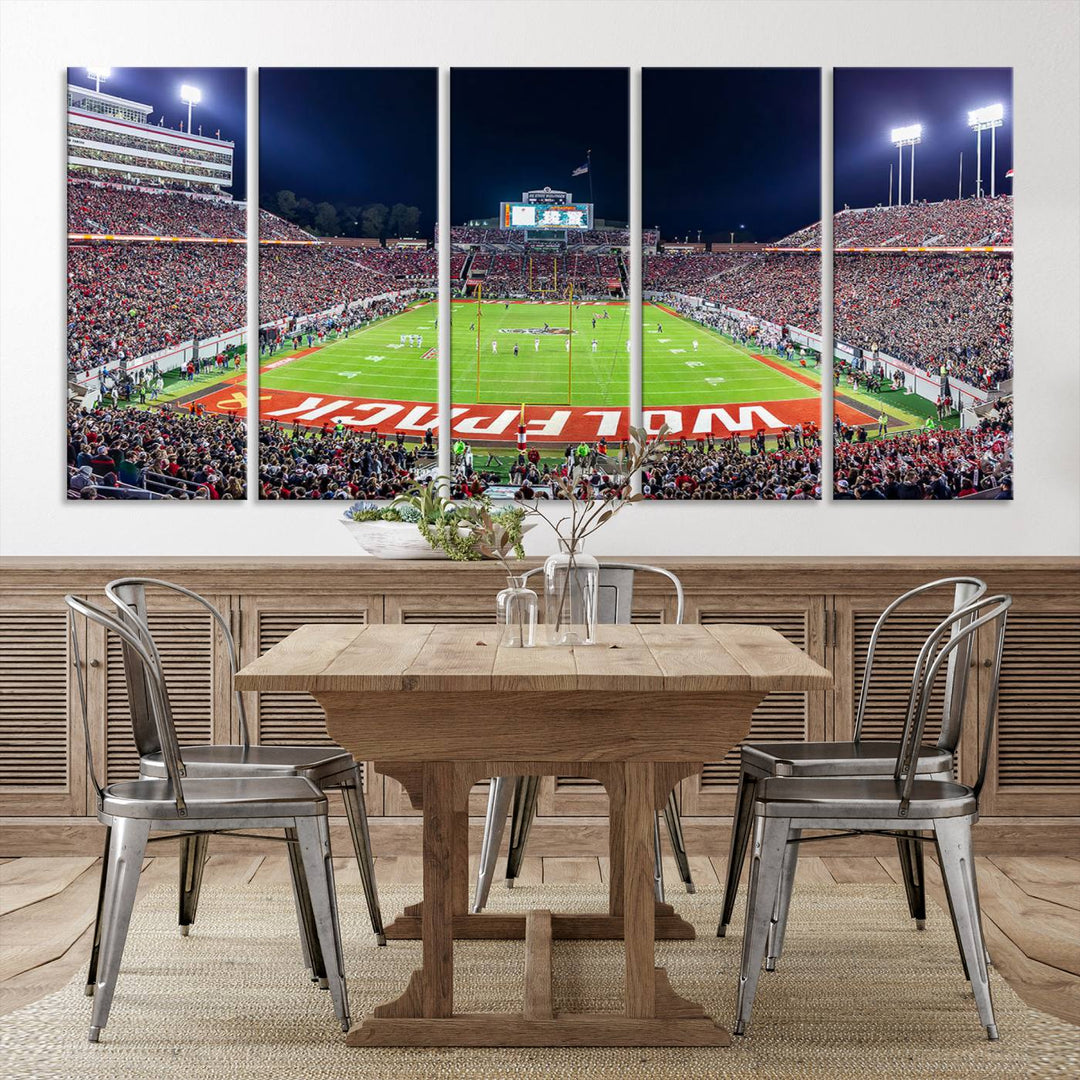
[{"xmin": 63, "ymin": 65, "xmax": 1013, "ymax": 503}]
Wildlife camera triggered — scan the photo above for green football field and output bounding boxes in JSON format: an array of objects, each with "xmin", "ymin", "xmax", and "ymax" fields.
[
  {"xmin": 451, "ymin": 299, "xmax": 630, "ymax": 405},
  {"xmin": 642, "ymin": 302, "xmax": 818, "ymax": 407},
  {"xmin": 261, "ymin": 301, "xmax": 438, "ymax": 403},
  {"xmin": 257, "ymin": 298, "xmax": 820, "ymax": 411}
]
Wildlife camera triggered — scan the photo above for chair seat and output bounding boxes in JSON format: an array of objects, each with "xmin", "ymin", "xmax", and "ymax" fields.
[
  {"xmin": 101, "ymin": 776, "xmax": 327, "ymax": 820},
  {"xmin": 743, "ymin": 739, "xmax": 952, "ymax": 778},
  {"xmin": 140, "ymin": 744, "xmax": 354, "ymax": 781},
  {"xmin": 755, "ymin": 776, "xmax": 977, "ymax": 820}
]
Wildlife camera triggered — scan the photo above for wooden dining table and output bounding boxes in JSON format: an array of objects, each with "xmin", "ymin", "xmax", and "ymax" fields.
[{"xmin": 234, "ymin": 621, "xmax": 832, "ymax": 1047}]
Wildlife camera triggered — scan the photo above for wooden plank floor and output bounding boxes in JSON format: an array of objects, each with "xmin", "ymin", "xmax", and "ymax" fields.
[{"xmin": 1, "ymin": 854, "xmax": 1076, "ymax": 1026}]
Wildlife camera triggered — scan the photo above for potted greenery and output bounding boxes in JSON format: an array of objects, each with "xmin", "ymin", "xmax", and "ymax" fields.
[{"xmin": 341, "ymin": 482, "xmax": 529, "ymax": 561}]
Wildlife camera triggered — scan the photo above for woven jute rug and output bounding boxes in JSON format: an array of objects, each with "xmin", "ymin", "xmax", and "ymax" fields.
[{"xmin": 2, "ymin": 880, "xmax": 1075, "ymax": 1079}]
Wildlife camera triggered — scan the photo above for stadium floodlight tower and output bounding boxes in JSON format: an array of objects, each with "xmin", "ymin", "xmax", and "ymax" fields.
[
  {"xmin": 180, "ymin": 83, "xmax": 202, "ymax": 134},
  {"xmin": 968, "ymin": 103, "xmax": 1004, "ymax": 198},
  {"xmin": 890, "ymin": 124, "xmax": 922, "ymax": 206},
  {"xmin": 87, "ymin": 67, "xmax": 111, "ymax": 93}
]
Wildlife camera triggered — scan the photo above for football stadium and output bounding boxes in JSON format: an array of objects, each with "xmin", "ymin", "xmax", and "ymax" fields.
[{"xmin": 66, "ymin": 68, "xmax": 248, "ymax": 500}]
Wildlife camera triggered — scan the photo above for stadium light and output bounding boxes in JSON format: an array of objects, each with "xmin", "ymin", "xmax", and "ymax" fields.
[
  {"xmin": 968, "ymin": 104, "xmax": 1004, "ymax": 198},
  {"xmin": 890, "ymin": 124, "xmax": 922, "ymax": 206},
  {"xmin": 180, "ymin": 84, "xmax": 202, "ymax": 134},
  {"xmin": 87, "ymin": 67, "xmax": 111, "ymax": 93}
]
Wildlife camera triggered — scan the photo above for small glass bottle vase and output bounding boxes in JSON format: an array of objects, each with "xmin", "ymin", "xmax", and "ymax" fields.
[
  {"xmin": 543, "ymin": 540, "xmax": 600, "ymax": 646},
  {"xmin": 496, "ymin": 575, "xmax": 538, "ymax": 648}
]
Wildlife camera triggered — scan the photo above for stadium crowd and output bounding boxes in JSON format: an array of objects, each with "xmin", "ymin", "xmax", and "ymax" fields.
[
  {"xmin": 470, "ymin": 251, "xmax": 623, "ymax": 298},
  {"xmin": 68, "ymin": 180, "xmax": 245, "ymax": 237},
  {"xmin": 259, "ymin": 210, "xmax": 316, "ymax": 241},
  {"xmin": 68, "ymin": 243, "xmax": 245, "ymax": 374},
  {"xmin": 257, "ymin": 423, "xmax": 435, "ymax": 499},
  {"xmin": 645, "ymin": 253, "xmax": 822, "ymax": 333},
  {"xmin": 258, "ymin": 246, "xmax": 435, "ymax": 325},
  {"xmin": 833, "ymin": 397, "xmax": 1013, "ymax": 499},
  {"xmin": 779, "ymin": 195, "xmax": 1013, "ymax": 248},
  {"xmin": 834, "ymin": 255, "xmax": 1012, "ymax": 389},
  {"xmin": 66, "ymin": 402, "xmax": 247, "ymax": 499},
  {"xmin": 448, "ymin": 427, "xmax": 823, "ymax": 501}
]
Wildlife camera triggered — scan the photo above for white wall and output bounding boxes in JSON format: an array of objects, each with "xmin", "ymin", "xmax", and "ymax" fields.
[{"xmin": 1, "ymin": 0, "xmax": 1077, "ymax": 558}]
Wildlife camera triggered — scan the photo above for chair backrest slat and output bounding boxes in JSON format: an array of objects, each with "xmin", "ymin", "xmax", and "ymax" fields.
[
  {"xmin": 522, "ymin": 562, "xmax": 685, "ymax": 626},
  {"xmin": 108, "ymin": 582, "xmax": 162, "ymax": 759},
  {"xmin": 895, "ymin": 594, "xmax": 1012, "ymax": 812},
  {"xmin": 105, "ymin": 577, "xmax": 250, "ymax": 750},
  {"xmin": 855, "ymin": 576, "xmax": 987, "ymax": 751},
  {"xmin": 64, "ymin": 594, "xmax": 188, "ymax": 815}
]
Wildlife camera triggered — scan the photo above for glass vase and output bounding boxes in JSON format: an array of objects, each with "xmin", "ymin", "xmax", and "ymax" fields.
[
  {"xmin": 496, "ymin": 575, "xmax": 538, "ymax": 648},
  {"xmin": 543, "ymin": 540, "xmax": 600, "ymax": 646}
]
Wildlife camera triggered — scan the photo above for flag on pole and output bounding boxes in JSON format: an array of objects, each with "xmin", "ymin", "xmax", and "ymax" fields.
[{"xmin": 571, "ymin": 163, "xmax": 589, "ymax": 177}]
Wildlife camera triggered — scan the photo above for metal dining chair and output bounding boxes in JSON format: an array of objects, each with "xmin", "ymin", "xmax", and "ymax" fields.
[
  {"xmin": 717, "ymin": 576, "xmax": 987, "ymax": 940},
  {"xmin": 102, "ymin": 577, "xmax": 384, "ymax": 955},
  {"xmin": 66, "ymin": 595, "xmax": 350, "ymax": 1043},
  {"xmin": 472, "ymin": 562, "xmax": 694, "ymax": 913},
  {"xmin": 733, "ymin": 593, "xmax": 1010, "ymax": 1040}
]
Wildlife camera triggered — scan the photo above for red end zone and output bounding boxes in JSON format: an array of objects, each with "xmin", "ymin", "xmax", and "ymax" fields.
[{"xmin": 197, "ymin": 387, "xmax": 870, "ymax": 441}]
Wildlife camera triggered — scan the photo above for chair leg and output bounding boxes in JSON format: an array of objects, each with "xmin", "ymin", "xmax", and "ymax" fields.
[
  {"xmin": 295, "ymin": 816, "xmax": 351, "ymax": 1032},
  {"xmin": 178, "ymin": 832, "xmax": 209, "ymax": 936},
  {"xmin": 472, "ymin": 776, "xmax": 515, "ymax": 913},
  {"xmin": 285, "ymin": 825, "xmax": 322, "ymax": 981},
  {"xmin": 340, "ymin": 766, "xmax": 385, "ymax": 944},
  {"xmin": 765, "ymin": 827, "xmax": 801, "ymax": 970},
  {"xmin": 935, "ymin": 840, "xmax": 971, "ymax": 981},
  {"xmin": 733, "ymin": 814, "xmax": 790, "ymax": 1036},
  {"xmin": 934, "ymin": 816, "xmax": 997, "ymax": 1040},
  {"xmin": 85, "ymin": 825, "xmax": 112, "ymax": 995},
  {"xmin": 663, "ymin": 790, "xmax": 695, "ymax": 894},
  {"xmin": 88, "ymin": 817, "xmax": 150, "ymax": 1042},
  {"xmin": 505, "ymin": 775, "xmax": 541, "ymax": 888},
  {"xmin": 653, "ymin": 811, "xmax": 665, "ymax": 903},
  {"xmin": 719, "ymin": 768, "xmax": 758, "ymax": 937},
  {"xmin": 896, "ymin": 832, "xmax": 928, "ymax": 929}
]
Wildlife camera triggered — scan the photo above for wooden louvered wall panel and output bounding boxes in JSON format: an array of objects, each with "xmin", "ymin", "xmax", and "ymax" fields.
[
  {"xmin": 106, "ymin": 611, "xmax": 214, "ymax": 783},
  {"xmin": 993, "ymin": 611, "xmax": 1080, "ymax": 789},
  {"xmin": 852, "ymin": 611, "xmax": 954, "ymax": 762},
  {"xmin": 0, "ymin": 610, "xmax": 69, "ymax": 791},
  {"xmin": 255, "ymin": 611, "xmax": 366, "ymax": 748},
  {"xmin": 698, "ymin": 610, "xmax": 809, "ymax": 789}
]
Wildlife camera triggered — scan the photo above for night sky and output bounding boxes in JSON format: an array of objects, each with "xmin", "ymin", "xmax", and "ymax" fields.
[
  {"xmin": 451, "ymin": 68, "xmax": 629, "ymax": 225},
  {"xmin": 259, "ymin": 68, "xmax": 436, "ymax": 234},
  {"xmin": 834, "ymin": 68, "xmax": 1013, "ymax": 212},
  {"xmin": 67, "ymin": 67, "xmax": 247, "ymax": 199},
  {"xmin": 643, "ymin": 68, "xmax": 820, "ymax": 244}
]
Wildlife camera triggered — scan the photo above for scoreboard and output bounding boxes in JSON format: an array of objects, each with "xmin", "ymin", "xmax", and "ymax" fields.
[{"xmin": 500, "ymin": 202, "xmax": 592, "ymax": 231}]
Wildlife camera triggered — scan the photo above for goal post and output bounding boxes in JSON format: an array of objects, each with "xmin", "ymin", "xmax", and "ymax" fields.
[{"xmin": 470, "ymin": 283, "xmax": 580, "ymax": 408}]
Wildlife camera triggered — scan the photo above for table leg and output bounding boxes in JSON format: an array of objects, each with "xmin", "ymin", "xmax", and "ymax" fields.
[{"xmin": 624, "ymin": 761, "xmax": 657, "ymax": 1018}]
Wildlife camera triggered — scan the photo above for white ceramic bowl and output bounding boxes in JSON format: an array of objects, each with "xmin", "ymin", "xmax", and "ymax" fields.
[{"xmin": 341, "ymin": 519, "xmax": 447, "ymax": 559}]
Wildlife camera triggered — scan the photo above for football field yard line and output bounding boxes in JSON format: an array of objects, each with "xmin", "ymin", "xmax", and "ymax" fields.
[
  {"xmin": 260, "ymin": 305, "xmax": 439, "ymax": 409},
  {"xmin": 643, "ymin": 302, "xmax": 819, "ymax": 409}
]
